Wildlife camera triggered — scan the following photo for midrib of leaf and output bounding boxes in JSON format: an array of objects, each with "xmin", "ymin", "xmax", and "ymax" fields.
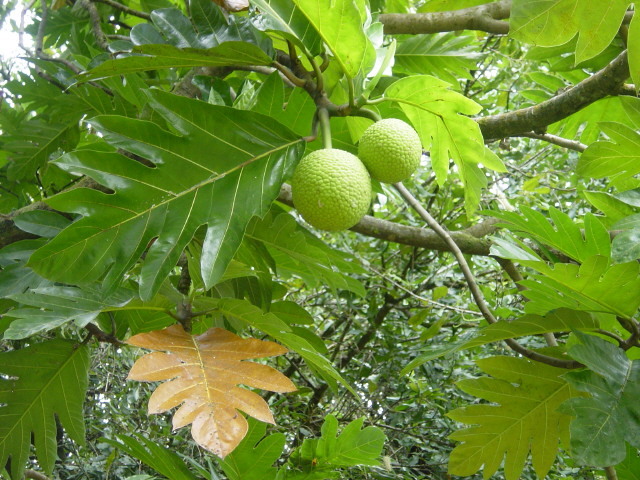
[
  {"xmin": 37, "ymin": 139, "xmax": 300, "ymax": 263},
  {"xmin": 462, "ymin": 380, "xmax": 572, "ymax": 468},
  {"xmin": 0, "ymin": 344, "xmax": 85, "ymax": 449}
]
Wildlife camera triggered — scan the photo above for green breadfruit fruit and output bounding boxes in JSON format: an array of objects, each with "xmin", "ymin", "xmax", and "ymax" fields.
[
  {"xmin": 357, "ymin": 118, "xmax": 423, "ymax": 184},
  {"xmin": 290, "ymin": 149, "xmax": 372, "ymax": 231}
]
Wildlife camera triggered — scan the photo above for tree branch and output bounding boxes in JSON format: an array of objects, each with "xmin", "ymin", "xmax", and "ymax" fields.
[
  {"xmin": 478, "ymin": 50, "xmax": 630, "ymax": 140},
  {"xmin": 80, "ymin": 0, "xmax": 110, "ymax": 51},
  {"xmin": 24, "ymin": 470, "xmax": 52, "ymax": 480},
  {"xmin": 85, "ymin": 323, "xmax": 125, "ymax": 346},
  {"xmin": 380, "ymin": 0, "xmax": 510, "ymax": 35},
  {"xmin": 394, "ymin": 182, "xmax": 581, "ymax": 369},
  {"xmin": 514, "ymin": 132, "xmax": 587, "ymax": 152},
  {"xmin": 277, "ymin": 183, "xmax": 495, "ymax": 255}
]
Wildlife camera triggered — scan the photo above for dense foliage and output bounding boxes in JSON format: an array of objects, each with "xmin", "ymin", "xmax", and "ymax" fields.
[{"xmin": 1, "ymin": 0, "xmax": 640, "ymax": 479}]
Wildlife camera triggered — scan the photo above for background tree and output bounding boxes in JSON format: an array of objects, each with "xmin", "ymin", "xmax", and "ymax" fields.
[{"xmin": 1, "ymin": 0, "xmax": 639, "ymax": 479}]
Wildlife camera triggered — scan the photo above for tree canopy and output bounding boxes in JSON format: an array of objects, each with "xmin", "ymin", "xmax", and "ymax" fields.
[{"xmin": 1, "ymin": 0, "xmax": 639, "ymax": 479}]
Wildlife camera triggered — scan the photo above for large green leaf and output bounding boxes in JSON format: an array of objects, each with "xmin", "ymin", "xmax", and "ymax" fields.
[
  {"xmin": 384, "ymin": 75, "xmax": 505, "ymax": 214},
  {"xmin": 246, "ymin": 211, "xmax": 366, "ymax": 296},
  {"xmin": 401, "ymin": 308, "xmax": 598, "ymax": 374},
  {"xmin": 28, "ymin": 90, "xmax": 305, "ymax": 300},
  {"xmin": 559, "ymin": 332, "xmax": 640, "ymax": 466},
  {"xmin": 0, "ymin": 340, "xmax": 90, "ymax": 479},
  {"xmin": 219, "ymin": 418, "xmax": 285, "ymax": 480},
  {"xmin": 448, "ymin": 356, "xmax": 583, "ymax": 480},
  {"xmin": 287, "ymin": 414, "xmax": 385, "ymax": 478},
  {"xmin": 510, "ymin": 0, "xmax": 631, "ymax": 63},
  {"xmin": 291, "ymin": 0, "xmax": 375, "ymax": 78},
  {"xmin": 102, "ymin": 433, "xmax": 199, "ymax": 480},
  {"xmin": 491, "ymin": 207, "xmax": 611, "ymax": 262},
  {"xmin": 250, "ymin": 0, "xmax": 323, "ymax": 55},
  {"xmin": 578, "ymin": 121, "xmax": 640, "ymax": 183},
  {"xmin": 4, "ymin": 286, "xmax": 134, "ymax": 339},
  {"xmin": 520, "ymin": 255, "xmax": 640, "ymax": 318},
  {"xmin": 81, "ymin": 42, "xmax": 273, "ymax": 81},
  {"xmin": 394, "ymin": 33, "xmax": 480, "ymax": 85}
]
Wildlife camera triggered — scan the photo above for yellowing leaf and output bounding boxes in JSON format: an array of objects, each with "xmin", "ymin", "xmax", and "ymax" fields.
[{"xmin": 127, "ymin": 324, "xmax": 296, "ymax": 458}]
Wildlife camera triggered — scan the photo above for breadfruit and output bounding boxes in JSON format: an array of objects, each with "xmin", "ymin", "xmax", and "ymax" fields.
[
  {"xmin": 291, "ymin": 149, "xmax": 372, "ymax": 231},
  {"xmin": 358, "ymin": 118, "xmax": 422, "ymax": 184}
]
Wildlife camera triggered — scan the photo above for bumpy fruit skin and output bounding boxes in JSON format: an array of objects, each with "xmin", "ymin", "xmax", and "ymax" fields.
[
  {"xmin": 291, "ymin": 149, "xmax": 372, "ymax": 231},
  {"xmin": 357, "ymin": 118, "xmax": 422, "ymax": 184}
]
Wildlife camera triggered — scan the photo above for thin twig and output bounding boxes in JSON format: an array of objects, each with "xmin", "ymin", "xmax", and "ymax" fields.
[
  {"xmin": 515, "ymin": 132, "xmax": 587, "ymax": 152},
  {"xmin": 394, "ymin": 182, "xmax": 581, "ymax": 369},
  {"xmin": 80, "ymin": 0, "xmax": 110, "ymax": 51},
  {"xmin": 93, "ymin": 0, "xmax": 151, "ymax": 19},
  {"xmin": 85, "ymin": 323, "xmax": 125, "ymax": 346}
]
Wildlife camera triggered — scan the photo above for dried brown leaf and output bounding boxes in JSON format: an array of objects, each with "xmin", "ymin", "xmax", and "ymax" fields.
[{"xmin": 127, "ymin": 324, "xmax": 296, "ymax": 457}]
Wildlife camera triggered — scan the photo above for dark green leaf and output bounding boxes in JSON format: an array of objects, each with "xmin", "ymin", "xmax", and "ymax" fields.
[
  {"xmin": 81, "ymin": 42, "xmax": 274, "ymax": 81},
  {"xmin": 559, "ymin": 332, "xmax": 640, "ymax": 466},
  {"xmin": 12, "ymin": 210, "xmax": 71, "ymax": 238},
  {"xmin": 5, "ymin": 286, "xmax": 134, "ymax": 339},
  {"xmin": 246, "ymin": 211, "xmax": 366, "ymax": 296},
  {"xmin": 28, "ymin": 91, "xmax": 304, "ymax": 300},
  {"xmin": 102, "ymin": 433, "xmax": 199, "ymax": 480},
  {"xmin": 0, "ymin": 340, "xmax": 90, "ymax": 479}
]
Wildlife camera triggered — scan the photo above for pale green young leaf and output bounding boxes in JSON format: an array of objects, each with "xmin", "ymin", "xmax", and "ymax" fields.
[
  {"xmin": 401, "ymin": 309, "xmax": 598, "ymax": 374},
  {"xmin": 250, "ymin": 0, "xmax": 323, "ymax": 55},
  {"xmin": 521, "ymin": 255, "xmax": 640, "ymax": 318},
  {"xmin": 81, "ymin": 42, "xmax": 273, "ymax": 81},
  {"xmin": 578, "ymin": 120, "xmax": 640, "ymax": 182},
  {"xmin": 12, "ymin": 210, "xmax": 71, "ymax": 238},
  {"xmin": 4, "ymin": 286, "xmax": 134, "ymax": 339},
  {"xmin": 559, "ymin": 332, "xmax": 640, "ymax": 466},
  {"xmin": 492, "ymin": 207, "xmax": 611, "ymax": 262},
  {"xmin": 384, "ymin": 75, "xmax": 505, "ymax": 214},
  {"xmin": 291, "ymin": 0, "xmax": 376, "ymax": 78},
  {"xmin": 0, "ymin": 340, "xmax": 90, "ymax": 480},
  {"xmin": 288, "ymin": 414, "xmax": 385, "ymax": 478},
  {"xmin": 28, "ymin": 90, "xmax": 305, "ymax": 300},
  {"xmin": 628, "ymin": 12, "xmax": 640, "ymax": 89},
  {"xmin": 102, "ymin": 434, "xmax": 199, "ymax": 480},
  {"xmin": 510, "ymin": 0, "xmax": 630, "ymax": 63},
  {"xmin": 220, "ymin": 418, "xmax": 285, "ymax": 480},
  {"xmin": 394, "ymin": 33, "xmax": 480, "ymax": 85},
  {"xmin": 583, "ymin": 191, "xmax": 636, "ymax": 224},
  {"xmin": 448, "ymin": 356, "xmax": 583, "ymax": 480}
]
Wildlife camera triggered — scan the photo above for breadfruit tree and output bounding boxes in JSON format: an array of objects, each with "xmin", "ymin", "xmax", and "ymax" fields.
[{"xmin": 1, "ymin": 0, "xmax": 639, "ymax": 479}]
